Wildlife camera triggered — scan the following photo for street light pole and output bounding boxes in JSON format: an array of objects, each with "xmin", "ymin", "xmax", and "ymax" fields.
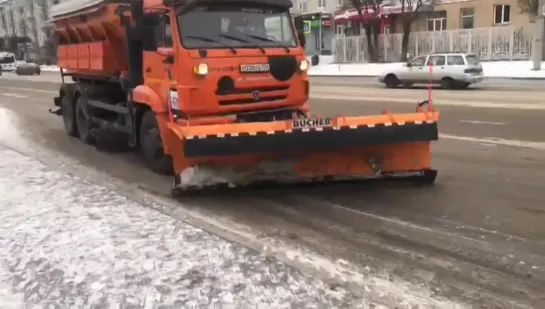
[{"xmin": 532, "ymin": 0, "xmax": 545, "ymax": 70}]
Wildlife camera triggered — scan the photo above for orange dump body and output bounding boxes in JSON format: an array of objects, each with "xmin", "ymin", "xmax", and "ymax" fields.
[{"xmin": 52, "ymin": 2, "xmax": 129, "ymax": 78}]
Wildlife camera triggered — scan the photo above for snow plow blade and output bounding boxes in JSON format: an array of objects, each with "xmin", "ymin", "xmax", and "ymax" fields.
[{"xmin": 166, "ymin": 110, "xmax": 439, "ymax": 194}]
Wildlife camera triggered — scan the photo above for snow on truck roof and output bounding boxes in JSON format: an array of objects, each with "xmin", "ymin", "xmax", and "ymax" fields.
[{"xmin": 50, "ymin": 0, "xmax": 293, "ymax": 20}]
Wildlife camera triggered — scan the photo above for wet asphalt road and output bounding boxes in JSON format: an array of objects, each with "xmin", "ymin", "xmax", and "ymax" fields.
[{"xmin": 0, "ymin": 72, "xmax": 545, "ymax": 308}]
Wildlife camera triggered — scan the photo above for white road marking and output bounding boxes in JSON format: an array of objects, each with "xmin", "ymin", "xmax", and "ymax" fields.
[
  {"xmin": 459, "ymin": 120, "xmax": 506, "ymax": 125},
  {"xmin": 2, "ymin": 93, "xmax": 28, "ymax": 99},
  {"xmin": 0, "ymin": 86, "xmax": 56, "ymax": 94},
  {"xmin": 0, "ymin": 85, "xmax": 543, "ymax": 111},
  {"xmin": 440, "ymin": 133, "xmax": 545, "ymax": 150}
]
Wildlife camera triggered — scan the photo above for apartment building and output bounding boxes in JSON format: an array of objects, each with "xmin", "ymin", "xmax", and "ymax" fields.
[
  {"xmin": 0, "ymin": 0, "xmax": 57, "ymax": 48},
  {"xmin": 409, "ymin": 0, "xmax": 530, "ymax": 32},
  {"xmin": 291, "ymin": 0, "xmax": 339, "ymax": 55},
  {"xmin": 332, "ymin": 0, "xmax": 532, "ymax": 35}
]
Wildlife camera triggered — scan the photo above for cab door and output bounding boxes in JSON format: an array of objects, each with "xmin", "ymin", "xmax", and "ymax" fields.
[{"xmin": 142, "ymin": 12, "xmax": 176, "ymax": 111}]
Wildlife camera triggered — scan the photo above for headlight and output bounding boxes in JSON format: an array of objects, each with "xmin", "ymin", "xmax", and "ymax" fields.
[
  {"xmin": 299, "ymin": 60, "xmax": 309, "ymax": 71},
  {"xmin": 193, "ymin": 63, "xmax": 208, "ymax": 75}
]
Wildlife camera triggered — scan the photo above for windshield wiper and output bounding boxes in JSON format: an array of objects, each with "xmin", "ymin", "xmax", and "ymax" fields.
[
  {"xmin": 217, "ymin": 33, "xmax": 249, "ymax": 43},
  {"xmin": 218, "ymin": 33, "xmax": 266, "ymax": 54},
  {"xmin": 246, "ymin": 34, "xmax": 290, "ymax": 53},
  {"xmin": 184, "ymin": 35, "xmax": 237, "ymax": 54}
]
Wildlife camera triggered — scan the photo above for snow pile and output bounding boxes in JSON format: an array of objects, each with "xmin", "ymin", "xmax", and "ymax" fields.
[
  {"xmin": 0, "ymin": 146, "xmax": 366, "ymax": 308},
  {"xmin": 308, "ymin": 60, "xmax": 545, "ymax": 79},
  {"xmin": 40, "ymin": 65, "xmax": 61, "ymax": 72}
]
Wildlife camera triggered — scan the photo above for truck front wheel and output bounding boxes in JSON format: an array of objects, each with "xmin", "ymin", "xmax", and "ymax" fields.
[{"xmin": 139, "ymin": 110, "xmax": 173, "ymax": 175}]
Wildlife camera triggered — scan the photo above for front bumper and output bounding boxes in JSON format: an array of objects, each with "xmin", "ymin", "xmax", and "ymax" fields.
[{"xmin": 182, "ymin": 120, "xmax": 438, "ymax": 158}]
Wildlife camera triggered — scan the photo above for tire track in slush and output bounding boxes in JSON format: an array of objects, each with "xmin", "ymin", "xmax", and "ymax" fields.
[{"xmin": 173, "ymin": 188, "xmax": 539, "ymax": 309}]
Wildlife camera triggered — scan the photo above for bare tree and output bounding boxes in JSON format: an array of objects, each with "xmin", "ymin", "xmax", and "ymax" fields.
[
  {"xmin": 37, "ymin": 0, "xmax": 55, "ymax": 63},
  {"xmin": 517, "ymin": 0, "xmax": 539, "ymax": 20},
  {"xmin": 348, "ymin": 0, "xmax": 382, "ymax": 62},
  {"xmin": 8, "ymin": 4, "xmax": 16, "ymax": 37},
  {"xmin": 27, "ymin": 0, "xmax": 40, "ymax": 54},
  {"xmin": 398, "ymin": 0, "xmax": 433, "ymax": 61}
]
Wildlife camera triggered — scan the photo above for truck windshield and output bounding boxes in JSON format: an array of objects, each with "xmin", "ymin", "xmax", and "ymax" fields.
[{"xmin": 178, "ymin": 6, "xmax": 297, "ymax": 49}]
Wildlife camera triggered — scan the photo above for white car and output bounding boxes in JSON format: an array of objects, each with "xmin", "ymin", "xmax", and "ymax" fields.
[
  {"xmin": 0, "ymin": 52, "xmax": 17, "ymax": 72},
  {"xmin": 378, "ymin": 53, "xmax": 484, "ymax": 89}
]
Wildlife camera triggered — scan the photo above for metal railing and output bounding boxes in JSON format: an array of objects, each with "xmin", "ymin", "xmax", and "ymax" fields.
[{"xmin": 333, "ymin": 26, "xmax": 533, "ymax": 62}]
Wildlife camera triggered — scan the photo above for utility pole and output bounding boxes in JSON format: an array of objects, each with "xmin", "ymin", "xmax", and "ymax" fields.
[{"xmin": 532, "ymin": 0, "xmax": 545, "ymax": 70}]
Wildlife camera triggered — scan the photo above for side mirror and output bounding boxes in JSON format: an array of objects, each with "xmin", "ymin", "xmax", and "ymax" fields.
[
  {"xmin": 141, "ymin": 14, "xmax": 160, "ymax": 51},
  {"xmin": 297, "ymin": 30, "xmax": 306, "ymax": 49}
]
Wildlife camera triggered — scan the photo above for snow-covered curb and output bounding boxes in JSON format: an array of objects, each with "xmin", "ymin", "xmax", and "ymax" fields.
[
  {"xmin": 41, "ymin": 60, "xmax": 545, "ymax": 79},
  {"xmin": 40, "ymin": 65, "xmax": 61, "ymax": 72}
]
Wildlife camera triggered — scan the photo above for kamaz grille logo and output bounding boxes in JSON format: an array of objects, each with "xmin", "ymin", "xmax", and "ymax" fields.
[{"xmin": 240, "ymin": 63, "xmax": 270, "ymax": 73}]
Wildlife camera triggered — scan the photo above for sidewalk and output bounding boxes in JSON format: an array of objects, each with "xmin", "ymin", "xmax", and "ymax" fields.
[{"xmin": 0, "ymin": 145, "xmax": 364, "ymax": 308}]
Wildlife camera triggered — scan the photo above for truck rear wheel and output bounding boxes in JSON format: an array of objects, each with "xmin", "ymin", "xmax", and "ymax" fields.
[
  {"xmin": 139, "ymin": 110, "xmax": 173, "ymax": 175},
  {"xmin": 61, "ymin": 95, "xmax": 78, "ymax": 137},
  {"xmin": 75, "ymin": 97, "xmax": 94, "ymax": 144}
]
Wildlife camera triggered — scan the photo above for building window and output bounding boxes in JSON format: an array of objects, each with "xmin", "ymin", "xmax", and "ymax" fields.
[
  {"xmin": 460, "ymin": 7, "xmax": 474, "ymax": 29},
  {"xmin": 428, "ymin": 11, "xmax": 447, "ymax": 32},
  {"xmin": 297, "ymin": 0, "xmax": 308, "ymax": 12},
  {"xmin": 318, "ymin": 0, "xmax": 326, "ymax": 9},
  {"xmin": 336, "ymin": 25, "xmax": 345, "ymax": 36},
  {"xmin": 494, "ymin": 4, "xmax": 510, "ymax": 24}
]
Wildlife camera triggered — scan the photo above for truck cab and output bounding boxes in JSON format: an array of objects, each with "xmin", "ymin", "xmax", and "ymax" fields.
[{"xmin": 133, "ymin": 0, "xmax": 309, "ymax": 123}]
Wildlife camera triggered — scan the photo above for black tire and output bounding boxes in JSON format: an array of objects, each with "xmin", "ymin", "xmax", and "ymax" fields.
[
  {"xmin": 61, "ymin": 94, "xmax": 78, "ymax": 137},
  {"xmin": 459, "ymin": 82, "xmax": 470, "ymax": 89},
  {"xmin": 385, "ymin": 74, "xmax": 400, "ymax": 88},
  {"xmin": 440, "ymin": 77, "xmax": 456, "ymax": 89},
  {"xmin": 139, "ymin": 110, "xmax": 173, "ymax": 175},
  {"xmin": 75, "ymin": 96, "xmax": 94, "ymax": 144},
  {"xmin": 402, "ymin": 82, "xmax": 414, "ymax": 88}
]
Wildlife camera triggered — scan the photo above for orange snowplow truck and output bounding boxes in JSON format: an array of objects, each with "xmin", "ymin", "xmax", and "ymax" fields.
[{"xmin": 49, "ymin": 0, "xmax": 440, "ymax": 195}]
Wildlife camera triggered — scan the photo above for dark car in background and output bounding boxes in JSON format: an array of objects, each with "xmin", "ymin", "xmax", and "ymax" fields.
[{"xmin": 15, "ymin": 62, "xmax": 41, "ymax": 75}]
